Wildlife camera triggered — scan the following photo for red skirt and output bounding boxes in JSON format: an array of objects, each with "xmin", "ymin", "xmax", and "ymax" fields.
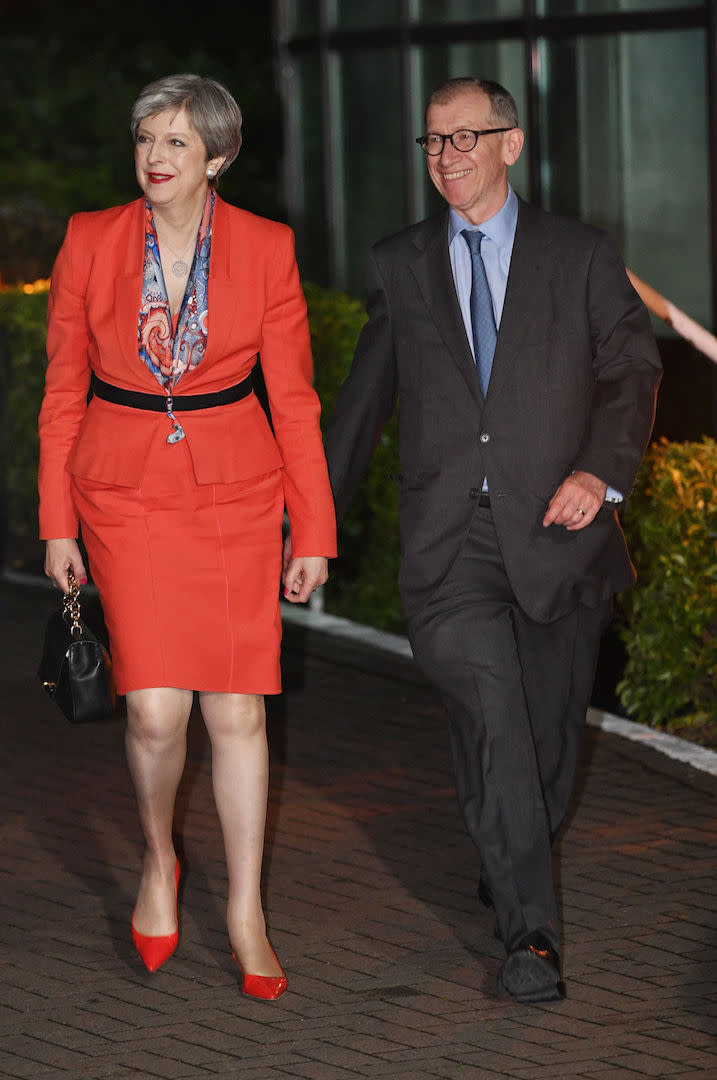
[{"xmin": 71, "ymin": 430, "xmax": 284, "ymax": 695}]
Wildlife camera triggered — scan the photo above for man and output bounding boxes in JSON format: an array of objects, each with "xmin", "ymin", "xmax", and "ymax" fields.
[{"xmin": 322, "ymin": 77, "xmax": 661, "ymax": 1002}]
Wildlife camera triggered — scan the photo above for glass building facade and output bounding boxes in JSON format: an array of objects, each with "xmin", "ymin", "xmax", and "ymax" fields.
[{"xmin": 276, "ymin": 1, "xmax": 717, "ymax": 436}]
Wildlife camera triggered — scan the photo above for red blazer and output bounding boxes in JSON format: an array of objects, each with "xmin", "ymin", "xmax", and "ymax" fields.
[{"xmin": 38, "ymin": 195, "xmax": 337, "ymax": 558}]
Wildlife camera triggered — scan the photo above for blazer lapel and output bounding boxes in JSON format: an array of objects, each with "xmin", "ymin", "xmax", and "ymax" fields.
[
  {"xmin": 113, "ymin": 199, "xmax": 146, "ymax": 375},
  {"xmin": 484, "ymin": 199, "xmax": 554, "ymax": 402},
  {"xmin": 201, "ymin": 194, "xmax": 239, "ymax": 370},
  {"xmin": 409, "ymin": 211, "xmax": 482, "ymax": 405}
]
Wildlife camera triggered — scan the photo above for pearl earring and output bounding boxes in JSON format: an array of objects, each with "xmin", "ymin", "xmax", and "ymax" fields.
[{"xmin": 207, "ymin": 169, "xmax": 215, "ymax": 179}]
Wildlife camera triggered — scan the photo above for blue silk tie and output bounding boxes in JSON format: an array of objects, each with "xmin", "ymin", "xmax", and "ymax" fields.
[{"xmin": 462, "ymin": 229, "xmax": 496, "ymax": 397}]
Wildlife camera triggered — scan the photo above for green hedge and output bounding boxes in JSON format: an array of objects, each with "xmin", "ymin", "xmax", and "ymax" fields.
[
  {"xmin": 3, "ymin": 289, "xmax": 715, "ymax": 730},
  {"xmin": 0, "ymin": 291, "xmax": 48, "ymax": 565},
  {"xmin": 303, "ymin": 282, "xmax": 402, "ymax": 631},
  {"xmin": 616, "ymin": 437, "xmax": 717, "ymax": 729}
]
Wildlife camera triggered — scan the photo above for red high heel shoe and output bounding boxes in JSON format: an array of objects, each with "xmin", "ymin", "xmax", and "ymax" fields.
[
  {"xmin": 132, "ymin": 859, "xmax": 180, "ymax": 973},
  {"xmin": 232, "ymin": 949, "xmax": 288, "ymax": 1000}
]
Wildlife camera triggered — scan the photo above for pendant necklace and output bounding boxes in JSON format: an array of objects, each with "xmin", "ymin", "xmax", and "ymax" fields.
[
  {"xmin": 160, "ymin": 235, "xmax": 196, "ymax": 277},
  {"xmin": 170, "ymin": 256, "xmax": 190, "ymax": 277},
  {"xmin": 167, "ymin": 244, "xmax": 193, "ymax": 277}
]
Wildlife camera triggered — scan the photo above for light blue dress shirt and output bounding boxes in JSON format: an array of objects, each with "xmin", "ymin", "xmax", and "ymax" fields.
[
  {"xmin": 449, "ymin": 186, "xmax": 517, "ymax": 334},
  {"xmin": 448, "ymin": 187, "xmax": 622, "ymax": 504}
]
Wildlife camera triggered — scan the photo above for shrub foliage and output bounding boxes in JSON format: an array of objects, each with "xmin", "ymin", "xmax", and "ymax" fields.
[
  {"xmin": 304, "ymin": 282, "xmax": 403, "ymax": 631},
  {"xmin": 617, "ymin": 437, "xmax": 717, "ymax": 728},
  {"xmin": 0, "ymin": 292, "xmax": 48, "ymax": 560}
]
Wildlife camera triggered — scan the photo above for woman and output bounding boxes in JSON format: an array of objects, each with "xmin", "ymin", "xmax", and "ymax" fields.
[{"xmin": 39, "ymin": 74, "xmax": 337, "ymax": 999}]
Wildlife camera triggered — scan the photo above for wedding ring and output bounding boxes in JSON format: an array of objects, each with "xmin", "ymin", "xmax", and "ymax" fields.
[{"xmin": 577, "ymin": 507, "xmax": 585, "ymax": 516}]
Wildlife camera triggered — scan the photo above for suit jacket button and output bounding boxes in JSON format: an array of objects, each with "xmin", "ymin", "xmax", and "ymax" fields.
[
  {"xmin": 469, "ymin": 487, "xmax": 480, "ymax": 499},
  {"xmin": 480, "ymin": 432, "xmax": 490, "ymax": 443}
]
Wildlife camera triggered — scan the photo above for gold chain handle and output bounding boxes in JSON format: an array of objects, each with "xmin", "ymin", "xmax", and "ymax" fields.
[{"xmin": 62, "ymin": 568, "xmax": 83, "ymax": 637}]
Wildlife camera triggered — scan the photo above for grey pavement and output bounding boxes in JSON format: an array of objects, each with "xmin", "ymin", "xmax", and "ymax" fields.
[{"xmin": 1, "ymin": 577, "xmax": 716, "ymax": 1079}]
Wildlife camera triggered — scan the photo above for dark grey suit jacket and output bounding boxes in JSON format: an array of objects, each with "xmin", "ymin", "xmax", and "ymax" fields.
[{"xmin": 324, "ymin": 199, "xmax": 662, "ymax": 624}]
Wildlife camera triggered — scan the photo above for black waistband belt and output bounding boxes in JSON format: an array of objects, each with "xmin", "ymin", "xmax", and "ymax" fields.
[{"xmin": 92, "ymin": 373, "xmax": 253, "ymax": 412}]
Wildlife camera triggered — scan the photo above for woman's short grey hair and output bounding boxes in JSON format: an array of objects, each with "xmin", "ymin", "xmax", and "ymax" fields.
[{"xmin": 131, "ymin": 74, "xmax": 243, "ymax": 181}]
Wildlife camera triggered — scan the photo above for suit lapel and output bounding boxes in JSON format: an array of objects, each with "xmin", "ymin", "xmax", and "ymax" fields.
[
  {"xmin": 113, "ymin": 200, "xmax": 146, "ymax": 374},
  {"xmin": 201, "ymin": 194, "xmax": 239, "ymax": 369},
  {"xmin": 497, "ymin": 199, "xmax": 551, "ymax": 348},
  {"xmin": 482, "ymin": 199, "xmax": 553, "ymax": 402},
  {"xmin": 409, "ymin": 211, "xmax": 482, "ymax": 405}
]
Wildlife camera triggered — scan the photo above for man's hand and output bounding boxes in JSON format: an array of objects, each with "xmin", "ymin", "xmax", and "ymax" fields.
[{"xmin": 542, "ymin": 471, "xmax": 607, "ymax": 531}]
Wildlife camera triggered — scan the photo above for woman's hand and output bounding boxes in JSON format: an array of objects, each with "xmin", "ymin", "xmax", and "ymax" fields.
[
  {"xmin": 44, "ymin": 538, "xmax": 88, "ymax": 593},
  {"xmin": 282, "ymin": 547, "xmax": 328, "ymax": 604}
]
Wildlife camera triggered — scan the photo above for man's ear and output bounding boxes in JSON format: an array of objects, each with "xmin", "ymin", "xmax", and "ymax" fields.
[{"xmin": 504, "ymin": 127, "xmax": 525, "ymax": 167}]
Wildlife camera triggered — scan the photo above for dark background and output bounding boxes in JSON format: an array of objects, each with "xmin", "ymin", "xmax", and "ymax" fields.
[
  {"xmin": 0, "ymin": 0, "xmax": 281, "ymax": 282},
  {"xmin": 3, "ymin": 1, "xmax": 714, "ymax": 441}
]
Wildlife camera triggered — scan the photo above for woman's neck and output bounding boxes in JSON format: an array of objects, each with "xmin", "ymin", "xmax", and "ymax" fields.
[{"xmin": 151, "ymin": 189, "xmax": 208, "ymax": 244}]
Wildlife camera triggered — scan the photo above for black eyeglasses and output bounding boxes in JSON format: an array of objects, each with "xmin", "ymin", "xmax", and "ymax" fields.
[{"xmin": 416, "ymin": 128, "xmax": 513, "ymax": 156}]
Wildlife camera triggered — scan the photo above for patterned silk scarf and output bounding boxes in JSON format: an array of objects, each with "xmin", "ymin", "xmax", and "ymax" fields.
[{"xmin": 138, "ymin": 191, "xmax": 214, "ymax": 440}]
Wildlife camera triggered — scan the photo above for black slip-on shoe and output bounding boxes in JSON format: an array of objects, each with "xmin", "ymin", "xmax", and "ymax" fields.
[{"xmin": 498, "ymin": 931, "xmax": 565, "ymax": 1003}]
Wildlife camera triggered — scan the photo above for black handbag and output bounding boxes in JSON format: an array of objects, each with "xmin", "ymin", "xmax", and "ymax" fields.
[{"xmin": 38, "ymin": 569, "xmax": 116, "ymax": 723}]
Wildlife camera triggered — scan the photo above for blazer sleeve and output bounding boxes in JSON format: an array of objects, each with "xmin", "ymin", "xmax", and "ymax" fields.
[
  {"xmin": 258, "ymin": 227, "xmax": 337, "ymax": 557},
  {"xmin": 323, "ymin": 246, "xmax": 399, "ymax": 523},
  {"xmin": 572, "ymin": 231, "xmax": 662, "ymax": 499},
  {"xmin": 38, "ymin": 215, "xmax": 93, "ymax": 539}
]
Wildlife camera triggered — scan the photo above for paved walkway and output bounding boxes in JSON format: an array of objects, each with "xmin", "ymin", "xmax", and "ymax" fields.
[{"xmin": 1, "ymin": 578, "xmax": 716, "ymax": 1079}]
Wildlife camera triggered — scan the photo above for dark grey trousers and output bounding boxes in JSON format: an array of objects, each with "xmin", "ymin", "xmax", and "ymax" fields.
[{"xmin": 408, "ymin": 505, "xmax": 612, "ymax": 953}]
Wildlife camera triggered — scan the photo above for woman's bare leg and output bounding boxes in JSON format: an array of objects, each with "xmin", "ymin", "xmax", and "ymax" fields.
[
  {"xmin": 199, "ymin": 691, "xmax": 282, "ymax": 977},
  {"xmin": 126, "ymin": 687, "xmax": 193, "ymax": 935}
]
